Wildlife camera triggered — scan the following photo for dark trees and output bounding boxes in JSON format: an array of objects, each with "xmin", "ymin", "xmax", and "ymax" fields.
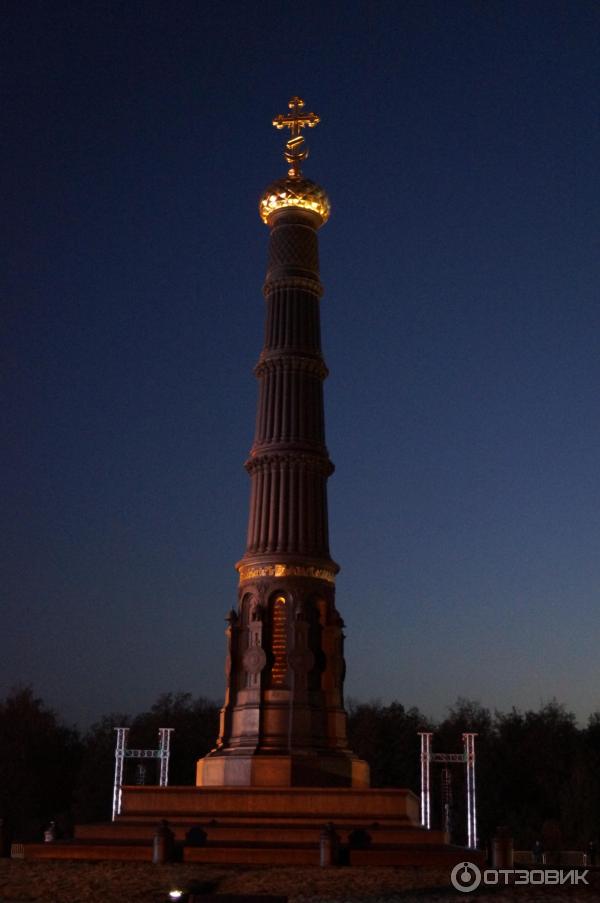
[
  {"xmin": 2, "ymin": 686, "xmax": 596, "ymax": 850},
  {"xmin": 490, "ymin": 702, "xmax": 580, "ymax": 848},
  {"xmin": 0, "ymin": 687, "xmax": 81, "ymax": 840},
  {"xmin": 350, "ymin": 697, "xmax": 594, "ymax": 850},
  {"xmin": 348, "ymin": 699, "xmax": 431, "ymax": 789}
]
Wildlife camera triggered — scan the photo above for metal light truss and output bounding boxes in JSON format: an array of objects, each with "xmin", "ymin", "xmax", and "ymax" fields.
[
  {"xmin": 158, "ymin": 727, "xmax": 173, "ymax": 787},
  {"xmin": 124, "ymin": 749, "xmax": 162, "ymax": 758},
  {"xmin": 112, "ymin": 727, "xmax": 128, "ymax": 822},
  {"xmin": 430, "ymin": 752, "xmax": 466, "ymax": 763},
  {"xmin": 418, "ymin": 732, "xmax": 432, "ymax": 829},
  {"xmin": 112, "ymin": 727, "xmax": 174, "ymax": 821},
  {"xmin": 417, "ymin": 731, "xmax": 478, "ymax": 849},
  {"xmin": 463, "ymin": 732, "xmax": 478, "ymax": 850}
]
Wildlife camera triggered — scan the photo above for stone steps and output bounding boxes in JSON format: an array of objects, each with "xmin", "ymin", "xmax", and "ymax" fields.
[
  {"xmin": 75, "ymin": 820, "xmax": 447, "ymax": 846},
  {"xmin": 14, "ymin": 786, "xmax": 482, "ymax": 867},
  {"xmin": 15, "ymin": 839, "xmax": 476, "ymax": 867},
  {"xmin": 13, "ymin": 842, "xmax": 151, "ymax": 861}
]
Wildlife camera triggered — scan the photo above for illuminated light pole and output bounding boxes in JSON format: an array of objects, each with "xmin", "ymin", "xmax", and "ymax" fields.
[
  {"xmin": 112, "ymin": 727, "xmax": 128, "ymax": 821},
  {"xmin": 418, "ymin": 732, "xmax": 432, "ymax": 828},
  {"xmin": 463, "ymin": 732, "xmax": 478, "ymax": 849},
  {"xmin": 158, "ymin": 727, "xmax": 174, "ymax": 787}
]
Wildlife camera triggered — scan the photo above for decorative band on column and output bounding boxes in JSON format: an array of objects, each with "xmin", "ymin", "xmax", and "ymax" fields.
[
  {"xmin": 245, "ymin": 452, "xmax": 334, "ymax": 478},
  {"xmin": 263, "ymin": 276, "xmax": 323, "ymax": 298},
  {"xmin": 255, "ymin": 355, "xmax": 328, "ymax": 380},
  {"xmin": 237, "ymin": 562, "xmax": 336, "ymax": 584}
]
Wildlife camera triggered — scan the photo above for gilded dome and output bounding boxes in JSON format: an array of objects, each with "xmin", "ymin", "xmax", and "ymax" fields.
[{"xmin": 259, "ymin": 177, "xmax": 331, "ymax": 227}]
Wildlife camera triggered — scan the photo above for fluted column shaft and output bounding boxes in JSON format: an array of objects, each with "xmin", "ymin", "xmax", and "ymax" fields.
[{"xmin": 242, "ymin": 210, "xmax": 334, "ymax": 566}]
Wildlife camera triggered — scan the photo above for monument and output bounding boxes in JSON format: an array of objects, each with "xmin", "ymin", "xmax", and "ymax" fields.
[
  {"xmin": 18, "ymin": 98, "xmax": 480, "ymax": 866},
  {"xmin": 197, "ymin": 96, "xmax": 369, "ymax": 789}
]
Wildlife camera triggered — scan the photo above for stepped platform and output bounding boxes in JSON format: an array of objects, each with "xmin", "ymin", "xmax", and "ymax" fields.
[{"xmin": 13, "ymin": 785, "xmax": 483, "ymax": 867}]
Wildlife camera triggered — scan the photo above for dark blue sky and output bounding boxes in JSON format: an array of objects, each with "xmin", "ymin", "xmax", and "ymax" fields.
[{"xmin": 3, "ymin": 1, "xmax": 599, "ymax": 728}]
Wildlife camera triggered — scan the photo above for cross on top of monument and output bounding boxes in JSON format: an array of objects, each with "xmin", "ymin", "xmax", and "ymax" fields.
[{"xmin": 272, "ymin": 96, "xmax": 320, "ymax": 177}]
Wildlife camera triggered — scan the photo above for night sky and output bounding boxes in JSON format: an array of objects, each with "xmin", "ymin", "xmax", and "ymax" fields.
[{"xmin": 3, "ymin": 1, "xmax": 599, "ymax": 729}]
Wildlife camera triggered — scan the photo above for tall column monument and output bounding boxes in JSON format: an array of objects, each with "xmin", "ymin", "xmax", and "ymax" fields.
[{"xmin": 197, "ymin": 98, "xmax": 369, "ymax": 788}]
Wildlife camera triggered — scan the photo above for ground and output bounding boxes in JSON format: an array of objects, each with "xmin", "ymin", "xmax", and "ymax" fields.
[{"xmin": 1, "ymin": 862, "xmax": 598, "ymax": 903}]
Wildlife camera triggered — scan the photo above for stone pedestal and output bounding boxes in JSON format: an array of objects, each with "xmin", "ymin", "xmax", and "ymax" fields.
[{"xmin": 197, "ymin": 751, "xmax": 370, "ymax": 788}]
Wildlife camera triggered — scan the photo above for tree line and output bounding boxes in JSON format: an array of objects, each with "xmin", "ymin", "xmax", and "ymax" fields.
[{"xmin": 1, "ymin": 687, "xmax": 598, "ymax": 851}]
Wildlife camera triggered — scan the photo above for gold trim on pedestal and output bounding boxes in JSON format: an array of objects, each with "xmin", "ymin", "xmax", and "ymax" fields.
[{"xmin": 238, "ymin": 562, "xmax": 336, "ymax": 584}]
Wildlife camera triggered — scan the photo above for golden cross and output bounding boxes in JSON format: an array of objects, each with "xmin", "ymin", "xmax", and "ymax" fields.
[{"xmin": 272, "ymin": 96, "xmax": 320, "ymax": 177}]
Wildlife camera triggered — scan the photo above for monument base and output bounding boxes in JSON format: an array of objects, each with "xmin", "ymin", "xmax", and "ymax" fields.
[
  {"xmin": 121, "ymin": 784, "xmax": 419, "ymax": 821},
  {"xmin": 15, "ymin": 785, "xmax": 484, "ymax": 867},
  {"xmin": 196, "ymin": 750, "xmax": 370, "ymax": 788}
]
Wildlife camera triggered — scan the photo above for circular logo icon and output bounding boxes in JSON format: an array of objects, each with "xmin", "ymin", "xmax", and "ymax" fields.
[{"xmin": 450, "ymin": 861, "xmax": 481, "ymax": 893}]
